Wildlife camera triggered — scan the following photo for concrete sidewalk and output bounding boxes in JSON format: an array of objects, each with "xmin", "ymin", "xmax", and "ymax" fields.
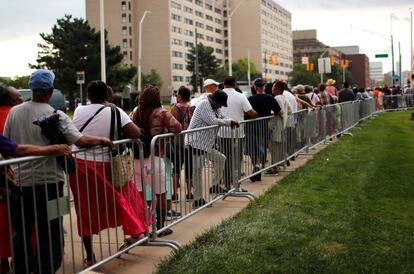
[{"xmin": 85, "ymin": 146, "xmax": 326, "ymax": 274}]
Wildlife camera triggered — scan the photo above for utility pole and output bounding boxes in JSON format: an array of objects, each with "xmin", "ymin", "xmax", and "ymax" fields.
[
  {"xmin": 137, "ymin": 10, "xmax": 150, "ymax": 93},
  {"xmin": 399, "ymin": 41, "xmax": 402, "ymax": 86},
  {"xmin": 411, "ymin": 8, "xmax": 413, "ymax": 87},
  {"xmin": 391, "ymin": 14, "xmax": 395, "ymax": 86},
  {"xmin": 247, "ymin": 48, "xmax": 251, "ymax": 86},
  {"xmin": 99, "ymin": 0, "xmax": 106, "ymax": 82},
  {"xmin": 195, "ymin": 28, "xmax": 199, "ymax": 94}
]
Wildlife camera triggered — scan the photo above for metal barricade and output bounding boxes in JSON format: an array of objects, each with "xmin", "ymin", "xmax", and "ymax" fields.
[{"xmin": 0, "ymin": 139, "xmax": 151, "ymax": 274}]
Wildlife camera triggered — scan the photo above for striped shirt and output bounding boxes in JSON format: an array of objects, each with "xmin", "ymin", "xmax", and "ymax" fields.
[{"xmin": 185, "ymin": 99, "xmax": 231, "ymax": 152}]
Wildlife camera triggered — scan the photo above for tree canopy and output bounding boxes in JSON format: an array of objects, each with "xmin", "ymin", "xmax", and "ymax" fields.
[
  {"xmin": 30, "ymin": 15, "xmax": 136, "ymax": 108},
  {"xmin": 132, "ymin": 69, "xmax": 163, "ymax": 92},
  {"xmin": 1, "ymin": 75, "xmax": 30, "ymax": 89},
  {"xmin": 186, "ymin": 43, "xmax": 221, "ymax": 92}
]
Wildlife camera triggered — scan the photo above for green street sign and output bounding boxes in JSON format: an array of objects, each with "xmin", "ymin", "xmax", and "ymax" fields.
[{"xmin": 375, "ymin": 54, "xmax": 388, "ymax": 58}]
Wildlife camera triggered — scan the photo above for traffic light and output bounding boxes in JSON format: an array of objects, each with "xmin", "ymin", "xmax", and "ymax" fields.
[
  {"xmin": 306, "ymin": 63, "xmax": 314, "ymax": 71},
  {"xmin": 268, "ymin": 56, "xmax": 274, "ymax": 65},
  {"xmin": 330, "ymin": 56, "xmax": 335, "ymax": 66}
]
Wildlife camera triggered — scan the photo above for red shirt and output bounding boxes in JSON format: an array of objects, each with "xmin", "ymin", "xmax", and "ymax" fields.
[{"xmin": 0, "ymin": 106, "xmax": 12, "ymax": 134}]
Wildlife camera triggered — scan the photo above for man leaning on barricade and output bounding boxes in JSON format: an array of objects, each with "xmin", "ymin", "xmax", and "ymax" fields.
[
  {"xmin": 3, "ymin": 69, "xmax": 112, "ymax": 274},
  {"xmin": 185, "ymin": 90, "xmax": 239, "ymax": 209}
]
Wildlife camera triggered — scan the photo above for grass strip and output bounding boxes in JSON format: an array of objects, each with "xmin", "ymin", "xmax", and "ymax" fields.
[{"xmin": 157, "ymin": 111, "xmax": 414, "ymax": 274}]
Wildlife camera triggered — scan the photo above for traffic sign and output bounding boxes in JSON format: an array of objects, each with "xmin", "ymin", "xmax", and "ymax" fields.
[
  {"xmin": 76, "ymin": 71, "xmax": 85, "ymax": 84},
  {"xmin": 318, "ymin": 57, "xmax": 331, "ymax": 74},
  {"xmin": 375, "ymin": 54, "xmax": 388, "ymax": 58}
]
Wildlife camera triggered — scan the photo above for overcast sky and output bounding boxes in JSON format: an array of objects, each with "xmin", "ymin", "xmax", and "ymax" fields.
[{"xmin": 0, "ymin": 0, "xmax": 412, "ymax": 77}]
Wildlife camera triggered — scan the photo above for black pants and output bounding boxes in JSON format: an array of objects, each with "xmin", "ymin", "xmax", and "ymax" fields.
[
  {"xmin": 218, "ymin": 138, "xmax": 243, "ymax": 189},
  {"xmin": 11, "ymin": 182, "xmax": 64, "ymax": 274}
]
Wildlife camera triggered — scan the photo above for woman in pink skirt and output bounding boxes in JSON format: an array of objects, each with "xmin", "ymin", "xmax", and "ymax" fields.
[{"xmin": 69, "ymin": 81, "xmax": 147, "ymax": 267}]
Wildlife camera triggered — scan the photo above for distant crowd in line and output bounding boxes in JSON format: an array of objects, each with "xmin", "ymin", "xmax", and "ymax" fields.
[{"xmin": 1, "ymin": 69, "xmax": 412, "ymax": 273}]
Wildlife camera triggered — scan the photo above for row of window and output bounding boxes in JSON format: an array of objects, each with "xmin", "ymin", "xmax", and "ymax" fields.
[
  {"xmin": 261, "ymin": 0, "xmax": 290, "ymax": 19},
  {"xmin": 172, "ymin": 76, "xmax": 194, "ymax": 83},
  {"xmin": 264, "ymin": 69, "xmax": 290, "ymax": 76},
  {"xmin": 171, "ymin": 25, "xmax": 223, "ymax": 36},
  {"xmin": 172, "ymin": 0, "xmax": 223, "ymax": 14},
  {"xmin": 171, "ymin": 38, "xmax": 224, "ymax": 53},
  {"xmin": 171, "ymin": 13, "xmax": 222, "ymax": 26}
]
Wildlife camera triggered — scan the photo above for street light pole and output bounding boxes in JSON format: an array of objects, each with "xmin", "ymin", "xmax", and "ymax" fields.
[
  {"xmin": 391, "ymin": 14, "xmax": 396, "ymax": 86},
  {"xmin": 227, "ymin": 0, "xmax": 249, "ymax": 76},
  {"xmin": 411, "ymin": 8, "xmax": 413, "ymax": 87},
  {"xmin": 137, "ymin": 10, "xmax": 151, "ymax": 93},
  {"xmin": 99, "ymin": 0, "xmax": 106, "ymax": 82}
]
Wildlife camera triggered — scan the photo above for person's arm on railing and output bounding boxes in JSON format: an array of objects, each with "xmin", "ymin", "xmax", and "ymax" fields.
[{"xmin": 75, "ymin": 135, "xmax": 112, "ymax": 148}]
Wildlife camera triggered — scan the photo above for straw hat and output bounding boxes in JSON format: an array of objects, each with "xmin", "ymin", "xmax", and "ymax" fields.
[{"xmin": 326, "ymin": 79, "xmax": 336, "ymax": 86}]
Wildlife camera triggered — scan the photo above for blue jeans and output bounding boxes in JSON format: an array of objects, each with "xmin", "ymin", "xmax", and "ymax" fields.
[{"xmin": 11, "ymin": 182, "xmax": 63, "ymax": 274}]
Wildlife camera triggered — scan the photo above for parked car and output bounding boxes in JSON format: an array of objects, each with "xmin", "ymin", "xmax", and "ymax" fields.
[{"xmin": 19, "ymin": 89, "xmax": 67, "ymax": 112}]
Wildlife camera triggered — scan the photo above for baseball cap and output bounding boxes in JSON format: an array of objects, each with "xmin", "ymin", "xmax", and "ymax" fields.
[
  {"xmin": 208, "ymin": 90, "xmax": 228, "ymax": 107},
  {"xmin": 29, "ymin": 69, "xmax": 55, "ymax": 92},
  {"xmin": 253, "ymin": 78, "xmax": 265, "ymax": 87},
  {"xmin": 204, "ymin": 79, "xmax": 219, "ymax": 87}
]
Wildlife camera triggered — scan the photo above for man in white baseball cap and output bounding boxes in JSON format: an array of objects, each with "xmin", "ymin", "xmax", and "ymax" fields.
[{"xmin": 190, "ymin": 79, "xmax": 220, "ymax": 107}]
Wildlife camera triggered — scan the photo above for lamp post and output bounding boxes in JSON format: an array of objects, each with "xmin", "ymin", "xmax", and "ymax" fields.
[
  {"xmin": 137, "ymin": 10, "xmax": 151, "ymax": 93},
  {"xmin": 227, "ymin": 0, "xmax": 249, "ymax": 76},
  {"xmin": 99, "ymin": 0, "xmax": 106, "ymax": 82},
  {"xmin": 410, "ymin": 8, "xmax": 413, "ymax": 87}
]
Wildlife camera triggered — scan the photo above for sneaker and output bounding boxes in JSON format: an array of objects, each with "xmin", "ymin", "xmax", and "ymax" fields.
[
  {"xmin": 171, "ymin": 193, "xmax": 179, "ymax": 203},
  {"xmin": 186, "ymin": 193, "xmax": 194, "ymax": 201},
  {"xmin": 166, "ymin": 210, "xmax": 182, "ymax": 221},
  {"xmin": 250, "ymin": 166, "xmax": 261, "ymax": 182},
  {"xmin": 192, "ymin": 198, "xmax": 207, "ymax": 209},
  {"xmin": 209, "ymin": 185, "xmax": 227, "ymax": 195}
]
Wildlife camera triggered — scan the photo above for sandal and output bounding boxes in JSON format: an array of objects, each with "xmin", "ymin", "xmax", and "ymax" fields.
[
  {"xmin": 83, "ymin": 254, "xmax": 96, "ymax": 268},
  {"xmin": 157, "ymin": 228, "xmax": 173, "ymax": 237}
]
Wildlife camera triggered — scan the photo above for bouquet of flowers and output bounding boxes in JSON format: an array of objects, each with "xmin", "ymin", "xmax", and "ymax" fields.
[{"xmin": 33, "ymin": 112, "xmax": 75, "ymax": 173}]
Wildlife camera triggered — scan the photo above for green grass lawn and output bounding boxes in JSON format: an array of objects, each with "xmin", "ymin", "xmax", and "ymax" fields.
[{"xmin": 156, "ymin": 111, "xmax": 414, "ymax": 274}]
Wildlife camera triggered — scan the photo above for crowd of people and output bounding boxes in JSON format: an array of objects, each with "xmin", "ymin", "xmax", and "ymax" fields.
[{"xmin": 0, "ymin": 69, "xmax": 409, "ymax": 273}]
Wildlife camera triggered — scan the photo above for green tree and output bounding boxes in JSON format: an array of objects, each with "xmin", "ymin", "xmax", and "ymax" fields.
[
  {"xmin": 186, "ymin": 43, "xmax": 220, "ymax": 92},
  {"xmin": 30, "ymin": 15, "xmax": 136, "ymax": 109},
  {"xmin": 324, "ymin": 65, "xmax": 354, "ymax": 88},
  {"xmin": 231, "ymin": 58, "xmax": 259, "ymax": 81},
  {"xmin": 288, "ymin": 64, "xmax": 320, "ymax": 86},
  {"xmin": 1, "ymin": 75, "xmax": 30, "ymax": 89},
  {"xmin": 132, "ymin": 69, "xmax": 163, "ymax": 91}
]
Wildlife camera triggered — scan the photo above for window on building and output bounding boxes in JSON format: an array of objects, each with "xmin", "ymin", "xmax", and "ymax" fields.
[
  {"xmin": 130, "ymin": 51, "xmax": 133, "ymax": 60},
  {"xmin": 195, "ymin": 10, "xmax": 203, "ymax": 17},
  {"xmin": 184, "ymin": 6, "xmax": 193, "ymax": 13},
  {"xmin": 184, "ymin": 18, "xmax": 194, "ymax": 25},
  {"xmin": 186, "ymin": 76, "xmax": 192, "ymax": 83},
  {"xmin": 173, "ymin": 76, "xmax": 184, "ymax": 82},
  {"xmin": 185, "ymin": 41, "xmax": 194, "ymax": 47},
  {"xmin": 196, "ymin": 33, "xmax": 204, "ymax": 39},
  {"xmin": 172, "ymin": 38, "xmax": 182, "ymax": 46},
  {"xmin": 206, "ymin": 36, "xmax": 214, "ymax": 42},
  {"xmin": 215, "ymin": 18, "xmax": 222, "ymax": 24},
  {"xmin": 122, "ymin": 14, "xmax": 126, "ymax": 23},
  {"xmin": 215, "ymin": 28, "xmax": 222, "ymax": 34},
  {"xmin": 121, "ymin": 1, "xmax": 126, "ymax": 11},
  {"xmin": 128, "ymin": 1, "xmax": 131, "ymax": 10},
  {"xmin": 173, "ymin": 63, "xmax": 184, "ymax": 70},
  {"xmin": 172, "ymin": 51, "xmax": 183, "ymax": 58},
  {"xmin": 129, "ymin": 14, "xmax": 131, "ymax": 23},
  {"xmin": 171, "ymin": 1, "xmax": 182, "ymax": 9},
  {"xmin": 206, "ymin": 15, "xmax": 213, "ymax": 21},
  {"xmin": 215, "ymin": 38, "xmax": 222, "ymax": 44},
  {"xmin": 123, "ymin": 51, "xmax": 127, "ymax": 60},
  {"xmin": 216, "ymin": 48, "xmax": 223, "ymax": 54},
  {"xmin": 129, "ymin": 39, "xmax": 132, "ymax": 48},
  {"xmin": 206, "ymin": 25, "xmax": 213, "ymax": 31},
  {"xmin": 195, "ymin": 21, "xmax": 204, "ymax": 28},
  {"xmin": 195, "ymin": 0, "xmax": 203, "ymax": 7},
  {"xmin": 172, "ymin": 26, "xmax": 182, "ymax": 33},
  {"xmin": 215, "ymin": 7, "xmax": 222, "ymax": 14},
  {"xmin": 205, "ymin": 3, "xmax": 212, "ymax": 10},
  {"xmin": 122, "ymin": 39, "xmax": 127, "ymax": 48},
  {"xmin": 184, "ymin": 29, "xmax": 194, "ymax": 36},
  {"xmin": 129, "ymin": 26, "xmax": 132, "ymax": 35},
  {"xmin": 171, "ymin": 14, "xmax": 181, "ymax": 22},
  {"xmin": 122, "ymin": 26, "xmax": 127, "ymax": 36}
]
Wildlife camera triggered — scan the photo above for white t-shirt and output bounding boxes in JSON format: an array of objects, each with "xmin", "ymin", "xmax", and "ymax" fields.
[
  {"xmin": 72, "ymin": 104, "xmax": 132, "ymax": 162},
  {"xmin": 190, "ymin": 93, "xmax": 209, "ymax": 108},
  {"xmin": 218, "ymin": 88, "xmax": 253, "ymax": 138},
  {"xmin": 283, "ymin": 90, "xmax": 297, "ymax": 113}
]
